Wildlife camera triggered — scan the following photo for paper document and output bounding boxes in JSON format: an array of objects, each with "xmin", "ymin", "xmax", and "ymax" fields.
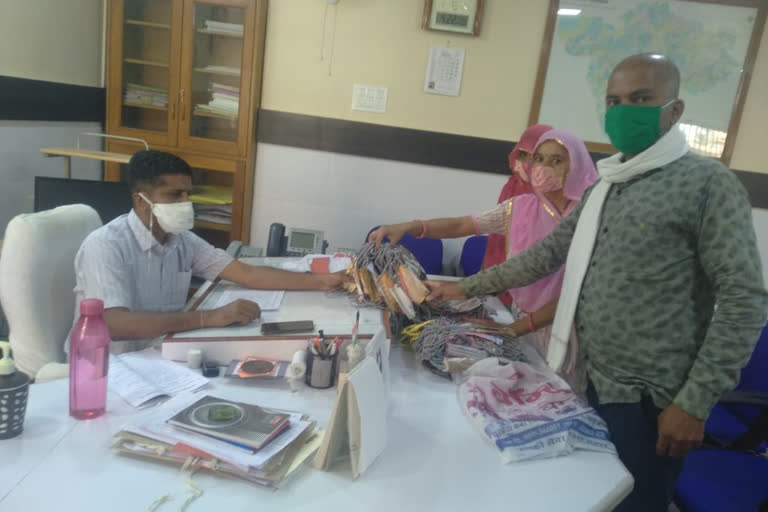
[
  {"xmin": 109, "ymin": 350, "xmax": 209, "ymax": 408},
  {"xmin": 208, "ymin": 288, "xmax": 285, "ymax": 311},
  {"xmin": 279, "ymin": 255, "xmax": 351, "ymax": 274}
]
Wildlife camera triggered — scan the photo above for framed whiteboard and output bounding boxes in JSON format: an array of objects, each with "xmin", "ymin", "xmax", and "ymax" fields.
[{"xmin": 528, "ymin": 0, "xmax": 767, "ymax": 164}]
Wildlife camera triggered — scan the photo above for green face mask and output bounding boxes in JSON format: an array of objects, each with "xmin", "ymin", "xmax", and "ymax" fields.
[{"xmin": 604, "ymin": 101, "xmax": 675, "ymax": 155}]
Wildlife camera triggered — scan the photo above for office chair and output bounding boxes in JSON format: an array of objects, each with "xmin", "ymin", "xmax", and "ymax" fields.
[
  {"xmin": 674, "ymin": 324, "xmax": 768, "ymax": 512},
  {"xmin": 459, "ymin": 235, "xmax": 488, "ymax": 276},
  {"xmin": 0, "ymin": 205, "xmax": 102, "ymax": 377},
  {"xmin": 365, "ymin": 227, "xmax": 444, "ymax": 275}
]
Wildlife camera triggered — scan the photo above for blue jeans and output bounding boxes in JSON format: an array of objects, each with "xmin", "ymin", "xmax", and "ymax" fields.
[{"xmin": 586, "ymin": 380, "xmax": 685, "ymax": 512}]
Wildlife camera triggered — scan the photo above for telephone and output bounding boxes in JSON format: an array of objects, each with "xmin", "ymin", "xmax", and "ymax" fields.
[{"xmin": 266, "ymin": 223, "xmax": 327, "ymax": 257}]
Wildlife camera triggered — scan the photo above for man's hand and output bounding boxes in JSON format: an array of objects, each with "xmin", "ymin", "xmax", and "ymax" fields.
[
  {"xmin": 313, "ymin": 271, "xmax": 347, "ymax": 291},
  {"xmin": 425, "ymin": 280, "xmax": 467, "ymax": 304},
  {"xmin": 656, "ymin": 403, "xmax": 705, "ymax": 458},
  {"xmin": 368, "ymin": 223, "xmax": 414, "ymax": 248},
  {"xmin": 206, "ymin": 299, "xmax": 261, "ymax": 327}
]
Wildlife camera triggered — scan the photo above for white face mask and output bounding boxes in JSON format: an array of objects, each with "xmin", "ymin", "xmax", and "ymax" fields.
[{"xmin": 139, "ymin": 192, "xmax": 194, "ymax": 234}]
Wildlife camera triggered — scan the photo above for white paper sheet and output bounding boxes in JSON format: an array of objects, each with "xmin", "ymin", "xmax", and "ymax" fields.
[
  {"xmin": 109, "ymin": 350, "xmax": 209, "ymax": 408},
  {"xmin": 209, "ymin": 288, "xmax": 285, "ymax": 311},
  {"xmin": 347, "ymin": 357, "xmax": 387, "ymax": 478}
]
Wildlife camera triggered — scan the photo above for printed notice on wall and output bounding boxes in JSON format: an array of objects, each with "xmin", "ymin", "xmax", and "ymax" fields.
[{"xmin": 424, "ymin": 46, "xmax": 465, "ymax": 97}]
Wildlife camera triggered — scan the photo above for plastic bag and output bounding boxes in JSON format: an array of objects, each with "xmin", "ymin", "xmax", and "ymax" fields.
[{"xmin": 458, "ymin": 358, "xmax": 615, "ymax": 463}]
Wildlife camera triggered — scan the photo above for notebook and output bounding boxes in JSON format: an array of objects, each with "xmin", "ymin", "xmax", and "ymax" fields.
[{"xmin": 168, "ymin": 395, "xmax": 290, "ymax": 451}]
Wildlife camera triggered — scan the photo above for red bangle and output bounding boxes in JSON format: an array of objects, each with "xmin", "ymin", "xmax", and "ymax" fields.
[
  {"xmin": 416, "ymin": 219, "xmax": 427, "ymax": 239},
  {"xmin": 527, "ymin": 314, "xmax": 536, "ymax": 333}
]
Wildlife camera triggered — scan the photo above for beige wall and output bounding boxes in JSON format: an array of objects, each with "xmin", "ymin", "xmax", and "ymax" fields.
[
  {"xmin": 261, "ymin": 0, "xmax": 548, "ymax": 142},
  {"xmin": 261, "ymin": 0, "xmax": 767, "ymax": 173},
  {"xmin": 0, "ymin": 0, "xmax": 104, "ymax": 87}
]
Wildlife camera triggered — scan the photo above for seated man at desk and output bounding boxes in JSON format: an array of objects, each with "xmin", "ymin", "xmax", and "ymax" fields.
[{"xmin": 74, "ymin": 150, "xmax": 343, "ymax": 353}]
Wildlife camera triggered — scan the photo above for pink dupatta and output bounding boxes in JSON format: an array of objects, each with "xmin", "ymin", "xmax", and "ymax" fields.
[{"xmin": 505, "ymin": 129, "xmax": 598, "ymax": 313}]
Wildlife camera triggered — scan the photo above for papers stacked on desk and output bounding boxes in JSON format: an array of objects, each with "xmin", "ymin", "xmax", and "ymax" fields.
[
  {"xmin": 113, "ymin": 392, "xmax": 322, "ymax": 488},
  {"xmin": 109, "ymin": 350, "xmax": 210, "ymax": 408}
]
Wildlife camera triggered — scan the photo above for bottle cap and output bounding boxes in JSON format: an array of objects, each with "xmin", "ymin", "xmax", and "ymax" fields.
[
  {"xmin": 80, "ymin": 298, "xmax": 105, "ymax": 316},
  {"xmin": 0, "ymin": 341, "xmax": 16, "ymax": 376}
]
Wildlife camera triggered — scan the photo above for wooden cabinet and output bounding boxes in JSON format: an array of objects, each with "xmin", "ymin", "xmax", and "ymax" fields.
[{"xmin": 105, "ymin": 0, "xmax": 265, "ymax": 245}]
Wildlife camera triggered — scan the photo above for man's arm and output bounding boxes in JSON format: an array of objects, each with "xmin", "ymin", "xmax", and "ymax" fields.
[
  {"xmin": 672, "ymin": 169, "xmax": 768, "ymax": 420},
  {"xmin": 104, "ymin": 299, "xmax": 261, "ymax": 340},
  {"xmin": 459, "ymin": 198, "xmax": 584, "ymax": 297},
  {"xmin": 219, "ymin": 260, "xmax": 343, "ymax": 291}
]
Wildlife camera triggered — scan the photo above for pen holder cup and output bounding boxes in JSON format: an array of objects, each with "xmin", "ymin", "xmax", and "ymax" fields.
[{"xmin": 305, "ymin": 351, "xmax": 338, "ymax": 389}]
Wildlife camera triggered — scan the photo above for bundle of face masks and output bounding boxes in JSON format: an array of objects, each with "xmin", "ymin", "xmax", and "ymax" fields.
[{"xmin": 344, "ymin": 243, "xmax": 485, "ymax": 321}]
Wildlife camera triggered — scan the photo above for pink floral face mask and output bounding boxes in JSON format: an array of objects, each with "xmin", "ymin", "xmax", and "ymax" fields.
[{"xmin": 530, "ymin": 165, "xmax": 564, "ymax": 193}]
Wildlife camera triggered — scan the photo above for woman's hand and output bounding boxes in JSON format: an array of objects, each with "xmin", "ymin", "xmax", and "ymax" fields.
[
  {"xmin": 368, "ymin": 222, "xmax": 416, "ymax": 248},
  {"xmin": 425, "ymin": 280, "xmax": 467, "ymax": 304}
]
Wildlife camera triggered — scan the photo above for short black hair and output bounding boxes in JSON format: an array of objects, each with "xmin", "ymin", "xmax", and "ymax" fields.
[{"xmin": 127, "ymin": 150, "xmax": 192, "ymax": 192}]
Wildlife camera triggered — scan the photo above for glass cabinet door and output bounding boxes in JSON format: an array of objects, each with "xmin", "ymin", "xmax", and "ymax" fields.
[
  {"xmin": 108, "ymin": 0, "xmax": 181, "ymax": 145},
  {"xmin": 179, "ymin": 0, "xmax": 254, "ymax": 155}
]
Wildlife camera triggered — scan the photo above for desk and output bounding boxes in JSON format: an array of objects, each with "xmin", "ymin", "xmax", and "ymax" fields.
[{"xmin": 1, "ymin": 342, "xmax": 632, "ymax": 511}]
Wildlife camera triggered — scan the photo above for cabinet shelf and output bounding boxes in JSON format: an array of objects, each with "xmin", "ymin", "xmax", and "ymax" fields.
[
  {"xmin": 196, "ymin": 28, "xmax": 243, "ymax": 38},
  {"xmin": 194, "ymin": 220, "xmax": 232, "ymax": 232},
  {"xmin": 193, "ymin": 111, "xmax": 238, "ymax": 121},
  {"xmin": 125, "ymin": 19, "xmax": 171, "ymax": 29},
  {"xmin": 108, "ymin": 0, "xmax": 265, "ymax": 244},
  {"xmin": 123, "ymin": 102, "xmax": 168, "ymax": 111},
  {"xmin": 124, "ymin": 58, "xmax": 169, "ymax": 68},
  {"xmin": 193, "ymin": 67, "xmax": 241, "ymax": 77}
]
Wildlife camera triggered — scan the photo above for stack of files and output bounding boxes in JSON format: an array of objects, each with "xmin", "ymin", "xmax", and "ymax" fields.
[
  {"xmin": 203, "ymin": 20, "xmax": 244, "ymax": 35},
  {"xmin": 124, "ymin": 83, "xmax": 168, "ymax": 107},
  {"xmin": 194, "ymin": 204, "xmax": 232, "ymax": 225},
  {"xmin": 113, "ymin": 393, "xmax": 322, "ymax": 488},
  {"xmin": 191, "ymin": 185, "xmax": 233, "ymax": 225},
  {"xmin": 193, "ymin": 83, "xmax": 239, "ymax": 120}
]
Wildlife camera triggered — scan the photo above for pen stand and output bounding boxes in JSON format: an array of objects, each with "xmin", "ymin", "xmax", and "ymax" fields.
[{"xmin": 305, "ymin": 352, "xmax": 338, "ymax": 389}]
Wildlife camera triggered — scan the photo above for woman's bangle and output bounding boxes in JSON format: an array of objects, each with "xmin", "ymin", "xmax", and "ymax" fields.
[
  {"xmin": 527, "ymin": 314, "xmax": 536, "ymax": 333},
  {"xmin": 415, "ymin": 219, "xmax": 427, "ymax": 239}
]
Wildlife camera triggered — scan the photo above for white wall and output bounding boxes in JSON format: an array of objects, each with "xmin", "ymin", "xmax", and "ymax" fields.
[
  {"xmin": 250, "ymin": 143, "xmax": 506, "ymax": 272},
  {"xmin": 251, "ymin": 143, "xmax": 768, "ymax": 278},
  {"xmin": 0, "ymin": 122, "xmax": 103, "ymax": 233},
  {"xmin": 753, "ymin": 208, "xmax": 768, "ymax": 286}
]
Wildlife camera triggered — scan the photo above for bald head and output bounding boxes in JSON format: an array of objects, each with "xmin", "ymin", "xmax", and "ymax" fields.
[
  {"xmin": 605, "ymin": 53, "xmax": 685, "ymax": 148},
  {"xmin": 611, "ymin": 53, "xmax": 680, "ymax": 99}
]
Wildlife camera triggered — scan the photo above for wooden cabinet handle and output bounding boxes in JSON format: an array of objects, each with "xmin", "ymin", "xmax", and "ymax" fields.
[{"xmin": 180, "ymin": 88, "xmax": 186, "ymax": 122}]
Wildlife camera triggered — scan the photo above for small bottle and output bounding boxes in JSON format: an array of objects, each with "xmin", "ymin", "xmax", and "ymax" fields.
[
  {"xmin": 0, "ymin": 341, "xmax": 30, "ymax": 439},
  {"xmin": 69, "ymin": 299, "xmax": 111, "ymax": 420}
]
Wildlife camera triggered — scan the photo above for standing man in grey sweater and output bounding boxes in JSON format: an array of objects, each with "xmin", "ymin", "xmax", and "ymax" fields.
[{"xmin": 427, "ymin": 54, "xmax": 767, "ymax": 511}]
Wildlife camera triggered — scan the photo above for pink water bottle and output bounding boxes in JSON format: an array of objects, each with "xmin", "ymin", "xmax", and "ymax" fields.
[{"xmin": 69, "ymin": 298, "xmax": 111, "ymax": 419}]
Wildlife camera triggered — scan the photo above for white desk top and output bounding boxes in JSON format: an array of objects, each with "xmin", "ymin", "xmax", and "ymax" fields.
[
  {"xmin": 171, "ymin": 257, "xmax": 384, "ymax": 340},
  {"xmin": 1, "ymin": 344, "xmax": 632, "ymax": 511}
]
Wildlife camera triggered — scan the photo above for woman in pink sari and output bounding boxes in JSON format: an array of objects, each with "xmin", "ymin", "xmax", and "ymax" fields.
[
  {"xmin": 370, "ymin": 129, "xmax": 598, "ymax": 381},
  {"xmin": 484, "ymin": 124, "xmax": 552, "ymax": 306}
]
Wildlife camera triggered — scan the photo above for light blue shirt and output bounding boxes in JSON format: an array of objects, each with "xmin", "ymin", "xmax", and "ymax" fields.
[{"xmin": 72, "ymin": 209, "xmax": 233, "ymax": 352}]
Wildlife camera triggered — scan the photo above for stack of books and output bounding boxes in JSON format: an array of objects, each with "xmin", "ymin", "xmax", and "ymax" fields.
[
  {"xmin": 190, "ymin": 185, "xmax": 232, "ymax": 225},
  {"xmin": 113, "ymin": 394, "xmax": 321, "ymax": 488},
  {"xmin": 124, "ymin": 83, "xmax": 168, "ymax": 107},
  {"xmin": 193, "ymin": 83, "xmax": 240, "ymax": 120},
  {"xmin": 203, "ymin": 19, "xmax": 244, "ymax": 36}
]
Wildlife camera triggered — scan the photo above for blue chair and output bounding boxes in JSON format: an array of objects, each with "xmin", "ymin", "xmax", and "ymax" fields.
[
  {"xmin": 674, "ymin": 324, "xmax": 768, "ymax": 512},
  {"xmin": 460, "ymin": 236, "xmax": 488, "ymax": 276},
  {"xmin": 365, "ymin": 227, "xmax": 444, "ymax": 276}
]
